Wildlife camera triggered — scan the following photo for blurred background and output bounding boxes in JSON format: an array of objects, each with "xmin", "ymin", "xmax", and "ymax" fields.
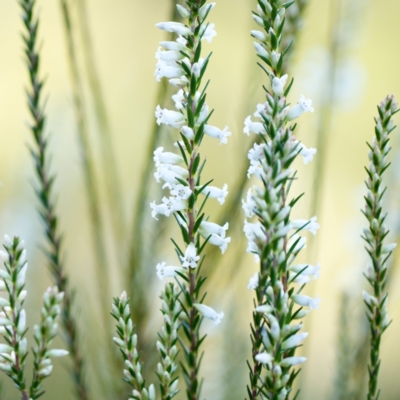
[{"xmin": 1, "ymin": 0, "xmax": 400, "ymax": 398}]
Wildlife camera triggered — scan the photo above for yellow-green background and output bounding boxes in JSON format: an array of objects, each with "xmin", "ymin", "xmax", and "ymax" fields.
[{"xmin": 1, "ymin": 0, "xmax": 400, "ymax": 399}]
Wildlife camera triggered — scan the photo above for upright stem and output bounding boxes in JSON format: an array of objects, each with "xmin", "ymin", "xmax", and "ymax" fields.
[
  {"xmin": 19, "ymin": 1, "xmax": 89, "ymax": 399},
  {"xmin": 76, "ymin": 0, "xmax": 126, "ymax": 244},
  {"xmin": 59, "ymin": 0, "xmax": 111, "ymax": 332}
]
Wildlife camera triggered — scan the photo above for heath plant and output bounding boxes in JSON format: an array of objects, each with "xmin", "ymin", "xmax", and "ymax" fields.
[{"xmin": 1, "ymin": 1, "xmax": 399, "ymax": 399}]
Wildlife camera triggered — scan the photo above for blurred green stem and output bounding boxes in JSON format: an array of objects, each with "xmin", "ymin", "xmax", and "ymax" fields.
[
  {"xmin": 127, "ymin": 0, "xmax": 180, "ymax": 328},
  {"xmin": 308, "ymin": 0, "xmax": 342, "ymax": 260},
  {"xmin": 60, "ymin": 2, "xmax": 124, "ymax": 397},
  {"xmin": 60, "ymin": 0, "xmax": 111, "ymax": 330},
  {"xmin": 76, "ymin": 0, "xmax": 126, "ymax": 245}
]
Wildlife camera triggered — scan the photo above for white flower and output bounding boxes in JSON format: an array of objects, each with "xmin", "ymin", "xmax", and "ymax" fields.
[
  {"xmin": 291, "ymin": 216, "xmax": 320, "ymax": 235},
  {"xmin": 192, "ymin": 62, "xmax": 201, "ymax": 78},
  {"xmin": 254, "ymin": 102, "xmax": 271, "ymax": 118},
  {"xmin": 282, "ymin": 332, "xmax": 308, "ymax": 350},
  {"xmin": 244, "ymin": 220, "xmax": 265, "ymax": 242},
  {"xmin": 156, "ymin": 47, "xmax": 185, "ymax": 63},
  {"xmin": 362, "ymin": 290, "xmax": 378, "ymax": 306},
  {"xmin": 156, "ymin": 22, "xmax": 192, "ymax": 36},
  {"xmin": 181, "ymin": 126, "xmax": 195, "ymax": 140},
  {"xmin": 255, "ymin": 352, "xmax": 273, "ymax": 364},
  {"xmin": 290, "ymin": 263, "xmax": 321, "ymax": 278},
  {"xmin": 287, "ymin": 95, "xmax": 314, "ymax": 121},
  {"xmin": 242, "ymin": 189, "xmax": 256, "ymax": 218},
  {"xmin": 382, "ymin": 243, "xmax": 397, "ymax": 254},
  {"xmin": 159, "ymin": 41, "xmax": 187, "ymax": 52},
  {"xmin": 253, "ymin": 42, "xmax": 269, "ymax": 58},
  {"xmin": 158, "ymin": 163, "xmax": 188, "ymax": 180},
  {"xmin": 169, "ymin": 77, "xmax": 189, "ymax": 88},
  {"xmin": 196, "ymin": 103, "xmax": 209, "ymax": 126},
  {"xmin": 156, "ymin": 262, "xmax": 183, "ymax": 281},
  {"xmin": 16, "ymin": 264, "xmax": 27, "ymax": 289},
  {"xmin": 171, "ymin": 89, "xmax": 186, "ymax": 110},
  {"xmin": 296, "ymin": 142, "xmax": 317, "ymax": 165},
  {"xmin": 200, "ymin": 221, "xmax": 229, "ymax": 238},
  {"xmin": 251, "ymin": 30, "xmax": 267, "ymax": 41},
  {"xmin": 201, "ymin": 23, "xmax": 217, "ymax": 43},
  {"xmin": 155, "ymin": 60, "xmax": 185, "ymax": 82},
  {"xmin": 247, "ymin": 164, "xmax": 266, "ymax": 180},
  {"xmin": 154, "ymin": 167, "xmax": 182, "ymax": 185},
  {"xmin": 248, "ymin": 143, "xmax": 267, "ymax": 165},
  {"xmin": 47, "ymin": 349, "xmax": 69, "ymax": 358},
  {"xmin": 272, "ymin": 74, "xmax": 288, "ymax": 96},
  {"xmin": 255, "ymin": 304, "xmax": 274, "ymax": 314},
  {"xmin": 288, "ymin": 234, "xmax": 307, "ymax": 253},
  {"xmin": 193, "ymin": 303, "xmax": 224, "ymax": 326},
  {"xmin": 153, "ymin": 147, "xmax": 183, "ymax": 166},
  {"xmin": 17, "ymin": 309, "xmax": 26, "ymax": 334},
  {"xmin": 247, "ymin": 273, "xmax": 259, "ymax": 290},
  {"xmin": 150, "ymin": 197, "xmax": 187, "ymax": 220},
  {"xmin": 0, "ymin": 344, "xmax": 12, "ymax": 354},
  {"xmin": 180, "ymin": 243, "xmax": 200, "ymax": 268},
  {"xmin": 280, "ymin": 357, "xmax": 307, "ymax": 367},
  {"xmin": 199, "ymin": 184, "xmax": 228, "ymax": 204},
  {"xmin": 292, "ymin": 295, "xmax": 321, "ymax": 310},
  {"xmin": 155, "ymin": 106, "xmax": 186, "ymax": 128},
  {"xmin": 170, "ymin": 184, "xmax": 192, "ymax": 200},
  {"xmin": 199, "ymin": 3, "xmax": 216, "ymax": 19},
  {"xmin": 176, "ymin": 4, "xmax": 191, "ymax": 18},
  {"xmin": 243, "ymin": 116, "xmax": 265, "ymax": 135},
  {"xmin": 203, "ymin": 125, "xmax": 231, "ymax": 145},
  {"xmin": 207, "ymin": 234, "xmax": 231, "ymax": 254}
]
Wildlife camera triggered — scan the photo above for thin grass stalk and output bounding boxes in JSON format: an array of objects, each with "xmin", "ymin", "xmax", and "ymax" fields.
[
  {"xmin": 127, "ymin": 0, "xmax": 180, "ymax": 329},
  {"xmin": 331, "ymin": 292, "xmax": 354, "ymax": 400},
  {"xmin": 76, "ymin": 0, "xmax": 126, "ymax": 245},
  {"xmin": 308, "ymin": 0, "xmax": 342, "ymax": 260},
  {"xmin": 59, "ymin": 0, "xmax": 111, "ymax": 334},
  {"xmin": 59, "ymin": 2, "xmax": 127, "ymax": 397},
  {"xmin": 18, "ymin": 1, "xmax": 89, "ymax": 399}
]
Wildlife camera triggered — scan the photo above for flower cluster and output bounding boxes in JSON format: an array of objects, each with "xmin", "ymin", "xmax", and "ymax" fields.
[
  {"xmin": 0, "ymin": 235, "xmax": 67, "ymax": 400},
  {"xmin": 362, "ymin": 95, "xmax": 398, "ymax": 400},
  {"xmin": 156, "ymin": 283, "xmax": 181, "ymax": 400},
  {"xmin": 111, "ymin": 292, "xmax": 155, "ymax": 400},
  {"xmin": 244, "ymin": 1, "xmax": 320, "ymax": 398},
  {"xmin": 30, "ymin": 286, "xmax": 67, "ymax": 398},
  {"xmin": 152, "ymin": 3, "xmax": 230, "ymax": 399}
]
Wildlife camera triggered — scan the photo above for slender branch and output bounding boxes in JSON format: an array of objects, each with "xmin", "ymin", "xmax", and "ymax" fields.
[
  {"xmin": 18, "ymin": 1, "xmax": 89, "ymax": 399},
  {"xmin": 76, "ymin": 0, "xmax": 126, "ymax": 244}
]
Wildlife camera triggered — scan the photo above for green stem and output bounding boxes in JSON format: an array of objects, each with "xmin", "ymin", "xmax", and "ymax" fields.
[
  {"xmin": 76, "ymin": 0, "xmax": 126, "ymax": 245},
  {"xmin": 19, "ymin": 1, "xmax": 89, "ymax": 399}
]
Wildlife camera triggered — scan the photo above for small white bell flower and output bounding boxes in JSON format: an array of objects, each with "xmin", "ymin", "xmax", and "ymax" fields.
[
  {"xmin": 156, "ymin": 262, "xmax": 183, "ymax": 281},
  {"xmin": 292, "ymin": 294, "xmax": 321, "ymax": 310},
  {"xmin": 156, "ymin": 22, "xmax": 192, "ymax": 37},
  {"xmin": 194, "ymin": 303, "xmax": 224, "ymax": 326},
  {"xmin": 255, "ymin": 352, "xmax": 273, "ymax": 364},
  {"xmin": 243, "ymin": 116, "xmax": 265, "ymax": 135},
  {"xmin": 204, "ymin": 125, "xmax": 231, "ymax": 145},
  {"xmin": 153, "ymin": 147, "xmax": 183, "ymax": 166},
  {"xmin": 287, "ymin": 95, "xmax": 314, "ymax": 121},
  {"xmin": 199, "ymin": 184, "xmax": 228, "ymax": 204},
  {"xmin": 272, "ymin": 74, "xmax": 288, "ymax": 96},
  {"xmin": 291, "ymin": 216, "xmax": 320, "ymax": 235},
  {"xmin": 201, "ymin": 23, "xmax": 217, "ymax": 43},
  {"xmin": 199, "ymin": 221, "xmax": 229, "ymax": 238},
  {"xmin": 180, "ymin": 243, "xmax": 200, "ymax": 269},
  {"xmin": 247, "ymin": 272, "xmax": 259, "ymax": 290}
]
